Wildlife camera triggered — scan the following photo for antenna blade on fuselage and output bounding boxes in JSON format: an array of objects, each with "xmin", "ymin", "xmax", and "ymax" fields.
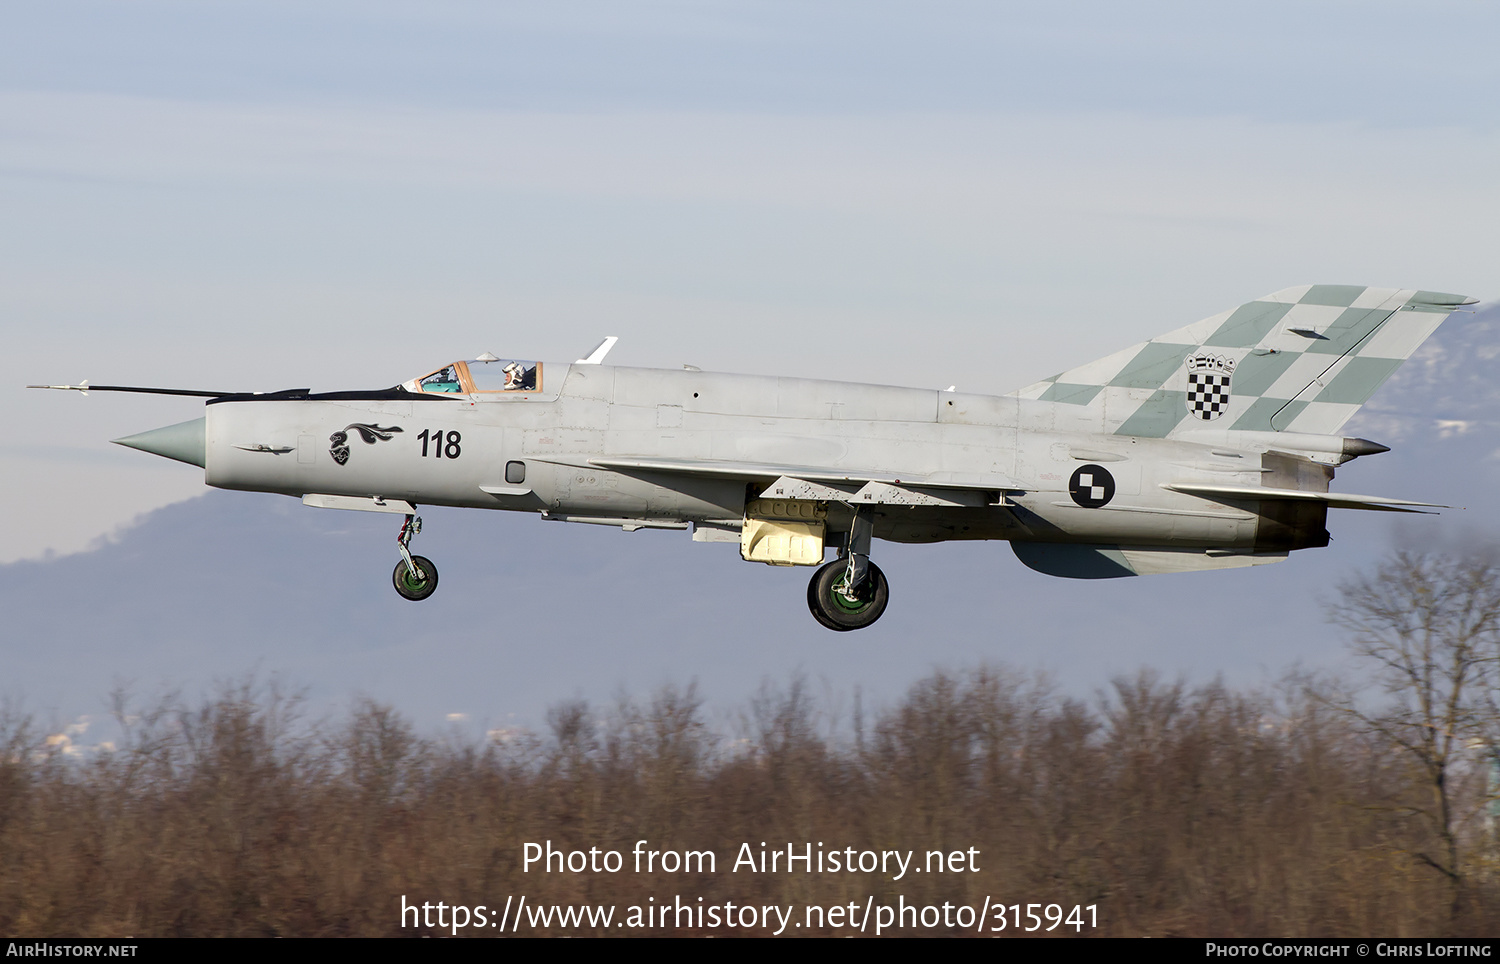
[{"xmin": 575, "ymin": 336, "xmax": 619, "ymax": 365}]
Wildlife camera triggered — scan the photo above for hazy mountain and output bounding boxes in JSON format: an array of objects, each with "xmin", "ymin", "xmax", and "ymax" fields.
[
  {"xmin": 1343, "ymin": 301, "xmax": 1500, "ymax": 515},
  {"xmin": 5, "ymin": 302, "xmax": 1495, "ymax": 737}
]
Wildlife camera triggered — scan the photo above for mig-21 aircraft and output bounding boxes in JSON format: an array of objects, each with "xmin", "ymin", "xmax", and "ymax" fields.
[{"xmin": 31, "ymin": 284, "xmax": 1475, "ymax": 630}]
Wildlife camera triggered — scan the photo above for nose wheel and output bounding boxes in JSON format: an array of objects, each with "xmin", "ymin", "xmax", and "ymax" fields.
[
  {"xmin": 393, "ymin": 555, "xmax": 438, "ymax": 601},
  {"xmin": 392, "ymin": 513, "xmax": 439, "ymax": 601}
]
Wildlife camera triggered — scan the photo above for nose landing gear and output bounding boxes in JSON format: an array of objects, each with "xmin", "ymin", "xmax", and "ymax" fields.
[
  {"xmin": 392, "ymin": 513, "xmax": 438, "ymax": 601},
  {"xmin": 806, "ymin": 506, "xmax": 887, "ymax": 631}
]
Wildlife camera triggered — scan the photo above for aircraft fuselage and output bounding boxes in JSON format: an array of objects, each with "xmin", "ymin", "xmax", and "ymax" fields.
[{"xmin": 203, "ymin": 362, "xmax": 1327, "ymax": 554}]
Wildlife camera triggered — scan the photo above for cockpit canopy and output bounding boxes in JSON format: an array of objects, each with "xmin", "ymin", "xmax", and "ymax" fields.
[{"xmin": 405, "ymin": 358, "xmax": 542, "ymax": 395}]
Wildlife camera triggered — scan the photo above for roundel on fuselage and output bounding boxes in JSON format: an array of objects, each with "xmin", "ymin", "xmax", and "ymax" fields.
[{"xmin": 1068, "ymin": 464, "xmax": 1115, "ymax": 508}]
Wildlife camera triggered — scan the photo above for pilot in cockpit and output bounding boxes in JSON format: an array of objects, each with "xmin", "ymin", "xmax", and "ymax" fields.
[
  {"xmin": 502, "ymin": 362, "xmax": 538, "ymax": 391},
  {"xmin": 408, "ymin": 358, "xmax": 541, "ymax": 394}
]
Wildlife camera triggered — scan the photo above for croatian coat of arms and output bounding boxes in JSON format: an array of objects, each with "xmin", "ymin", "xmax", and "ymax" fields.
[{"xmin": 1184, "ymin": 353, "xmax": 1235, "ymax": 421}]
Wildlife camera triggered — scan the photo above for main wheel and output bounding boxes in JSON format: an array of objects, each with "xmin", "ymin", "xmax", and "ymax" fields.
[
  {"xmin": 806, "ymin": 577, "xmax": 842, "ymax": 631},
  {"xmin": 392, "ymin": 555, "xmax": 439, "ymax": 601},
  {"xmin": 807, "ymin": 559, "xmax": 889, "ymax": 631}
]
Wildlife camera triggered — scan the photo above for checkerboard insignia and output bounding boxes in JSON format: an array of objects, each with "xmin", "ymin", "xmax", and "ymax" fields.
[
  {"xmin": 1069, "ymin": 464, "xmax": 1115, "ymax": 508},
  {"xmin": 1184, "ymin": 353, "xmax": 1235, "ymax": 421}
]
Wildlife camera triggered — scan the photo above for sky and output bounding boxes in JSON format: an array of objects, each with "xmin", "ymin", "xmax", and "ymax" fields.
[{"xmin": 3, "ymin": 4, "xmax": 1500, "ymax": 739}]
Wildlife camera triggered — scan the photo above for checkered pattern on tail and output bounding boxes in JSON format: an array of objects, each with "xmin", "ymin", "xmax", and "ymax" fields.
[
  {"xmin": 1186, "ymin": 370, "xmax": 1231, "ymax": 421},
  {"xmin": 1009, "ymin": 285, "xmax": 1474, "ymax": 439}
]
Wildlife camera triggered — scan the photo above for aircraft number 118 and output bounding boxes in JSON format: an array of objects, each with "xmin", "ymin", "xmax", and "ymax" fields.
[{"xmin": 417, "ymin": 429, "xmax": 462, "ymax": 459}]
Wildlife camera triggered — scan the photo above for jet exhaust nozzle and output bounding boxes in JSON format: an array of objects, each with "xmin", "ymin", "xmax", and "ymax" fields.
[{"xmin": 112, "ymin": 418, "xmax": 207, "ymax": 468}]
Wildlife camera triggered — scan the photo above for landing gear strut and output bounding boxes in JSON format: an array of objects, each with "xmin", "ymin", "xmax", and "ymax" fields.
[
  {"xmin": 392, "ymin": 512, "xmax": 438, "ymax": 601},
  {"xmin": 806, "ymin": 507, "xmax": 888, "ymax": 631}
]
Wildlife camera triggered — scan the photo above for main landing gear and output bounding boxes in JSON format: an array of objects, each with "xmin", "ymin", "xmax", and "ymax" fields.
[
  {"xmin": 806, "ymin": 506, "xmax": 888, "ymax": 631},
  {"xmin": 392, "ymin": 512, "xmax": 438, "ymax": 601}
]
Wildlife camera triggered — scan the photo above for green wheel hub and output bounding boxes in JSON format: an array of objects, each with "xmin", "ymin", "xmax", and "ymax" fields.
[
  {"xmin": 392, "ymin": 555, "xmax": 439, "ymax": 601},
  {"xmin": 399, "ymin": 565, "xmax": 430, "ymax": 591},
  {"xmin": 830, "ymin": 573, "xmax": 878, "ymax": 613}
]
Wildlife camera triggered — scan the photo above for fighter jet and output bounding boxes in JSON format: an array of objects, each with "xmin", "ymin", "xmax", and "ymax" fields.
[{"xmin": 31, "ymin": 285, "xmax": 1475, "ymax": 630}]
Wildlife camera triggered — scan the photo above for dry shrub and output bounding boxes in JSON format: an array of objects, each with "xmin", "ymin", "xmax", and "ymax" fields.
[{"xmin": 0, "ymin": 668, "xmax": 1493, "ymax": 937}]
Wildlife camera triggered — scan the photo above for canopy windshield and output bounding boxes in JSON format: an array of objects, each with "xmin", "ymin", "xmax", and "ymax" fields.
[
  {"xmin": 409, "ymin": 359, "xmax": 543, "ymax": 394},
  {"xmin": 467, "ymin": 358, "xmax": 540, "ymax": 392}
]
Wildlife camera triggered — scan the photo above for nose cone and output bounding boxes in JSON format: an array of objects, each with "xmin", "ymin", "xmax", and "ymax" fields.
[{"xmin": 112, "ymin": 417, "xmax": 206, "ymax": 468}]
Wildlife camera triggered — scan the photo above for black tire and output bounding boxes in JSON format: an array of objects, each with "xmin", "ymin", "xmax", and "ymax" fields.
[
  {"xmin": 393, "ymin": 555, "xmax": 439, "ymax": 601},
  {"xmin": 806, "ymin": 575, "xmax": 843, "ymax": 631},
  {"xmin": 807, "ymin": 559, "xmax": 889, "ymax": 631}
]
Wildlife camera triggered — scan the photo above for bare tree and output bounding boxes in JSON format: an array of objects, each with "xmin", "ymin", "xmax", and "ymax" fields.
[{"xmin": 1329, "ymin": 549, "xmax": 1500, "ymax": 919}]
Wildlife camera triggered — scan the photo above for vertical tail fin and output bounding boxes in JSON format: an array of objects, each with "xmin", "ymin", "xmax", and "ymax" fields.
[{"xmin": 1011, "ymin": 285, "xmax": 1476, "ymax": 438}]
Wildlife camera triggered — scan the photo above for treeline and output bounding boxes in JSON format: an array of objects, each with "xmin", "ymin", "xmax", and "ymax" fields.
[{"xmin": 0, "ymin": 669, "xmax": 1495, "ymax": 937}]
